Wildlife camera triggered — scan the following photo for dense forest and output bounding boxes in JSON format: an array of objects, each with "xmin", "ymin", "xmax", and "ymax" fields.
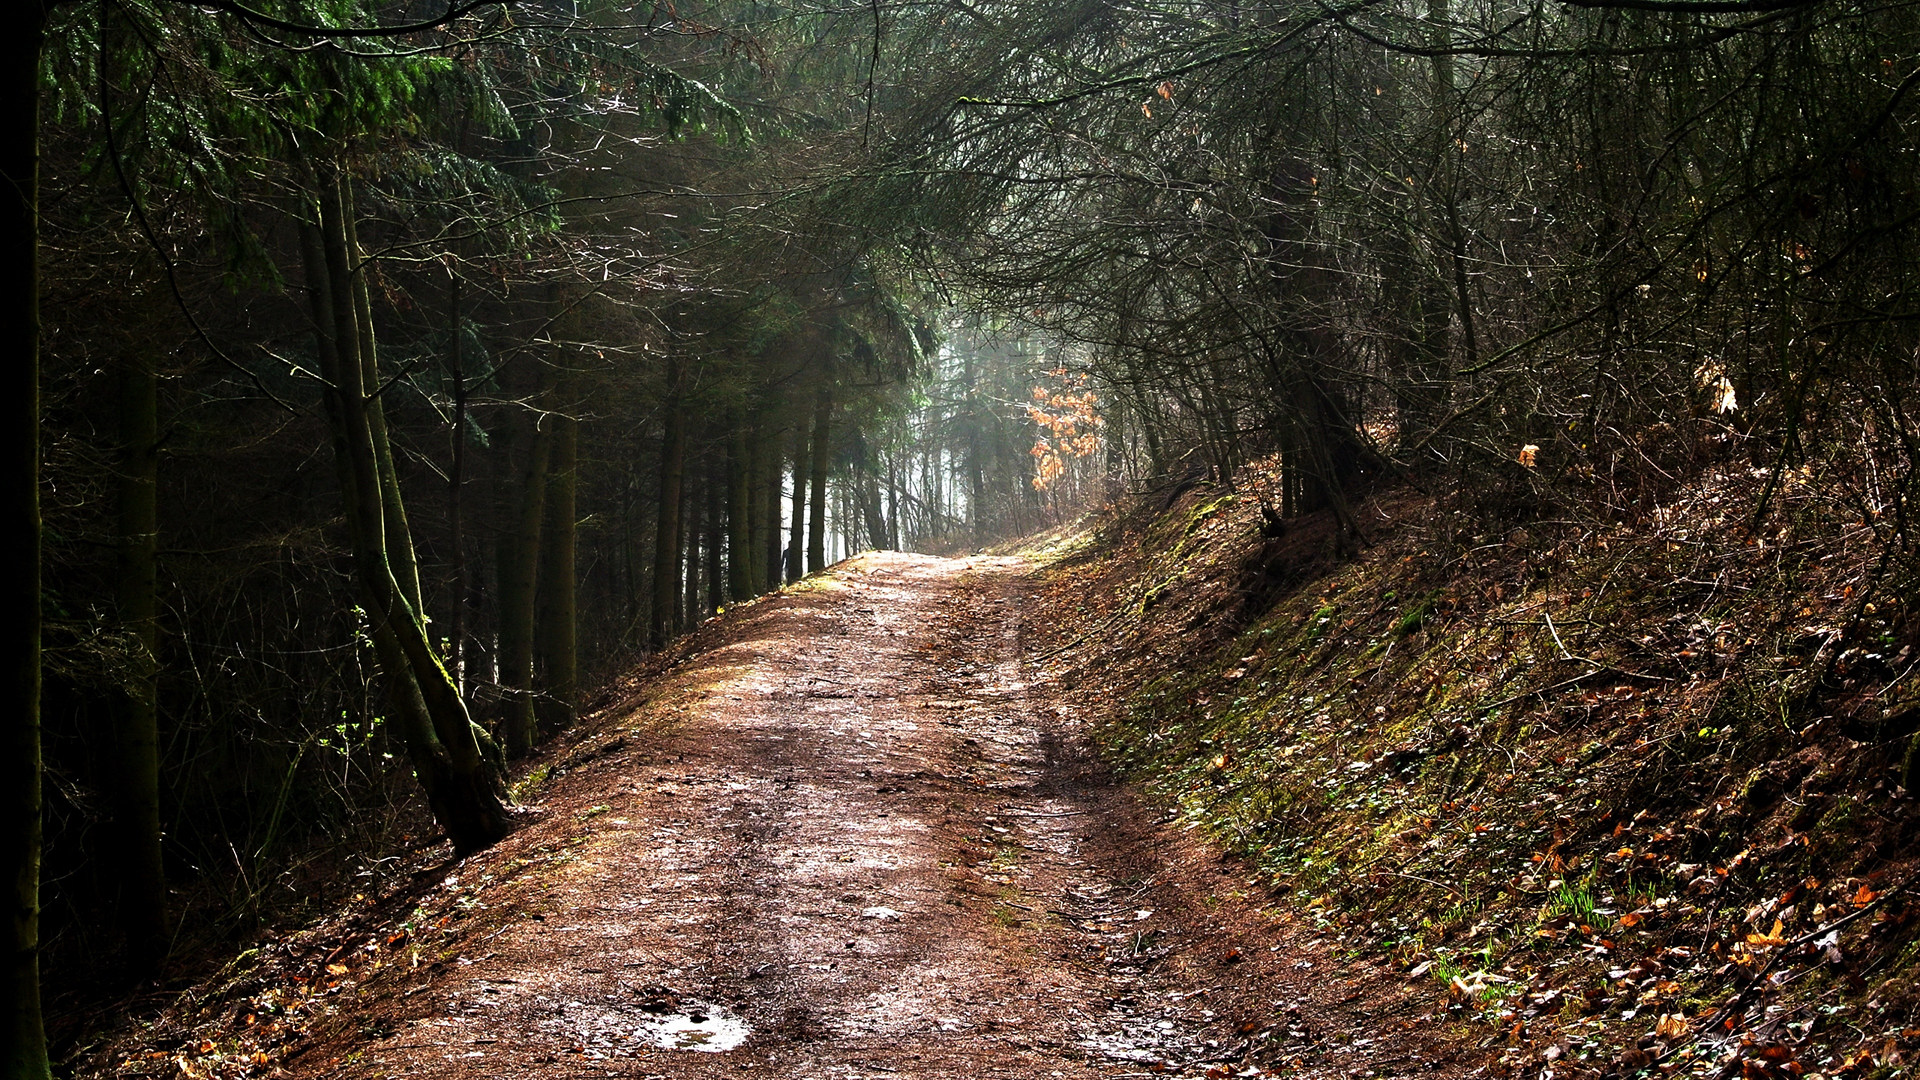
[{"xmin": 7, "ymin": 0, "xmax": 1920, "ymax": 1076}]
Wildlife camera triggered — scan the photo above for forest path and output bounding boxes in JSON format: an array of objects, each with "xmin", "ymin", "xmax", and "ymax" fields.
[{"xmin": 301, "ymin": 552, "xmax": 1457, "ymax": 1080}]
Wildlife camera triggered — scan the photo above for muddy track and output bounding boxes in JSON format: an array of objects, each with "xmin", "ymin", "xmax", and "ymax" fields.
[{"xmin": 295, "ymin": 553, "xmax": 1468, "ymax": 1079}]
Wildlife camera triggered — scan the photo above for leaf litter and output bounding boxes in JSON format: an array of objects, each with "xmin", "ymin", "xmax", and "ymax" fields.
[{"xmin": 1025, "ymin": 453, "xmax": 1920, "ymax": 1080}]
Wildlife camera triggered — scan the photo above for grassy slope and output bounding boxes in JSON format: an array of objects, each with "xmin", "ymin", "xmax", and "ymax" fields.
[{"xmin": 1029, "ymin": 457, "xmax": 1920, "ymax": 1080}]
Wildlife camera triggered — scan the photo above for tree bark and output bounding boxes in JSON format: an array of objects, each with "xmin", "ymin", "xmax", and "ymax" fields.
[
  {"xmin": 807, "ymin": 390, "xmax": 831, "ymax": 574},
  {"xmin": 344, "ymin": 204, "xmax": 423, "ymax": 618},
  {"xmin": 649, "ymin": 376, "xmax": 685, "ymax": 647},
  {"xmin": 446, "ymin": 269, "xmax": 468, "ymax": 693},
  {"xmin": 785, "ymin": 430, "xmax": 807, "ymax": 583},
  {"xmin": 761, "ymin": 420, "xmax": 784, "ymax": 593},
  {"xmin": 300, "ymin": 166, "xmax": 509, "ymax": 853},
  {"xmin": 497, "ymin": 405, "xmax": 550, "ymax": 758},
  {"xmin": 535, "ymin": 413, "xmax": 577, "ymax": 731},
  {"xmin": 683, "ymin": 471, "xmax": 703, "ymax": 627},
  {"xmin": 5, "ymin": 10, "xmax": 52, "ymax": 1075},
  {"xmin": 746, "ymin": 413, "xmax": 768, "ymax": 592},
  {"xmin": 853, "ymin": 430, "xmax": 889, "ymax": 550},
  {"xmin": 705, "ymin": 453, "xmax": 724, "ymax": 614},
  {"xmin": 886, "ymin": 447, "xmax": 900, "ymax": 550},
  {"xmin": 112, "ymin": 343, "xmax": 165, "ymax": 979},
  {"xmin": 727, "ymin": 417, "xmax": 753, "ymax": 601}
]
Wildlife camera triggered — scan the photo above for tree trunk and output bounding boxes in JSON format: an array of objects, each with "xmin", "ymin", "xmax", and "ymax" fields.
[
  {"xmin": 705, "ymin": 453, "xmax": 724, "ymax": 614},
  {"xmin": 785, "ymin": 431, "xmax": 807, "ymax": 583},
  {"xmin": 886, "ymin": 447, "xmax": 900, "ymax": 550},
  {"xmin": 853, "ymin": 430, "xmax": 889, "ymax": 550},
  {"xmin": 1262, "ymin": 155, "xmax": 1369, "ymax": 542},
  {"xmin": 683, "ymin": 471, "xmax": 703, "ymax": 627},
  {"xmin": 5, "ymin": 12, "xmax": 51, "ymax": 1075},
  {"xmin": 807, "ymin": 390, "xmax": 831, "ymax": 574},
  {"xmin": 535, "ymin": 413, "xmax": 577, "ymax": 731},
  {"xmin": 762, "ymin": 421, "xmax": 785, "ymax": 593},
  {"xmin": 112, "ymin": 344, "xmax": 165, "ymax": 979},
  {"xmin": 746, "ymin": 414, "xmax": 769, "ymax": 593},
  {"xmin": 650, "ymin": 381, "xmax": 685, "ymax": 648},
  {"xmin": 497, "ymin": 406, "xmax": 550, "ymax": 758},
  {"xmin": 446, "ymin": 269, "xmax": 469, "ymax": 694},
  {"xmin": 727, "ymin": 417, "xmax": 753, "ymax": 601},
  {"xmin": 300, "ymin": 166, "xmax": 509, "ymax": 853},
  {"xmin": 344, "ymin": 205, "xmax": 423, "ymax": 618}
]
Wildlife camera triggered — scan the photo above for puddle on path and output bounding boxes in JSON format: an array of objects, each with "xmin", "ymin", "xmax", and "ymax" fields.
[
  {"xmin": 633, "ymin": 1007, "xmax": 751, "ymax": 1052},
  {"xmin": 537, "ymin": 997, "xmax": 752, "ymax": 1055}
]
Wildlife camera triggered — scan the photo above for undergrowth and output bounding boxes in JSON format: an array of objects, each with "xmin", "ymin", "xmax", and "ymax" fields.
[{"xmin": 1036, "ymin": 456, "xmax": 1920, "ymax": 1080}]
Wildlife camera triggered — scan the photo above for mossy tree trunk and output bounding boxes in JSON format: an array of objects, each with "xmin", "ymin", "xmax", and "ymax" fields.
[
  {"xmin": 298, "ymin": 164, "xmax": 509, "ymax": 853},
  {"xmin": 345, "ymin": 208, "xmax": 423, "ymax": 617},
  {"xmin": 445, "ymin": 268, "xmax": 470, "ymax": 693}
]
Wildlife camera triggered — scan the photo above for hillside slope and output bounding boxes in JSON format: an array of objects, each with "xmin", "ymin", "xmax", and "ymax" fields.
[{"xmin": 1027, "ymin": 458, "xmax": 1920, "ymax": 1080}]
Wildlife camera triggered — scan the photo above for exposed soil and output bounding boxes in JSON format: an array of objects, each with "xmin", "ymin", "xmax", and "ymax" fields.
[{"xmin": 130, "ymin": 552, "xmax": 1479, "ymax": 1080}]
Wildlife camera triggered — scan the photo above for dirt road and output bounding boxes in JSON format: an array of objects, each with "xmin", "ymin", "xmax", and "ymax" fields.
[{"xmin": 289, "ymin": 553, "xmax": 1459, "ymax": 1079}]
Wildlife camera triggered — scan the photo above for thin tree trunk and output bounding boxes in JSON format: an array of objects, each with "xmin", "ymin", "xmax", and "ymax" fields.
[
  {"xmin": 650, "ymin": 378, "xmax": 685, "ymax": 647},
  {"xmin": 746, "ymin": 413, "xmax": 768, "ymax": 593},
  {"xmin": 727, "ymin": 417, "xmax": 753, "ymax": 601},
  {"xmin": 342, "ymin": 196, "xmax": 424, "ymax": 618},
  {"xmin": 854, "ymin": 429, "xmax": 889, "ymax": 551},
  {"xmin": 5, "ymin": 11, "xmax": 51, "ymax": 1073},
  {"xmin": 886, "ymin": 446, "xmax": 900, "ymax": 550},
  {"xmin": 807, "ymin": 389, "xmax": 831, "ymax": 574},
  {"xmin": 785, "ymin": 431, "xmax": 807, "ymax": 582},
  {"xmin": 683, "ymin": 471, "xmax": 703, "ymax": 627},
  {"xmin": 677, "ymin": 469, "xmax": 695, "ymax": 631},
  {"xmin": 112, "ymin": 344, "xmax": 165, "ymax": 979},
  {"xmin": 446, "ymin": 269, "xmax": 468, "ymax": 693},
  {"xmin": 762, "ymin": 420, "xmax": 784, "ymax": 593},
  {"xmin": 536, "ymin": 414, "xmax": 577, "ymax": 731},
  {"xmin": 705, "ymin": 453, "xmax": 724, "ymax": 615},
  {"xmin": 497, "ymin": 407, "xmax": 550, "ymax": 758}
]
